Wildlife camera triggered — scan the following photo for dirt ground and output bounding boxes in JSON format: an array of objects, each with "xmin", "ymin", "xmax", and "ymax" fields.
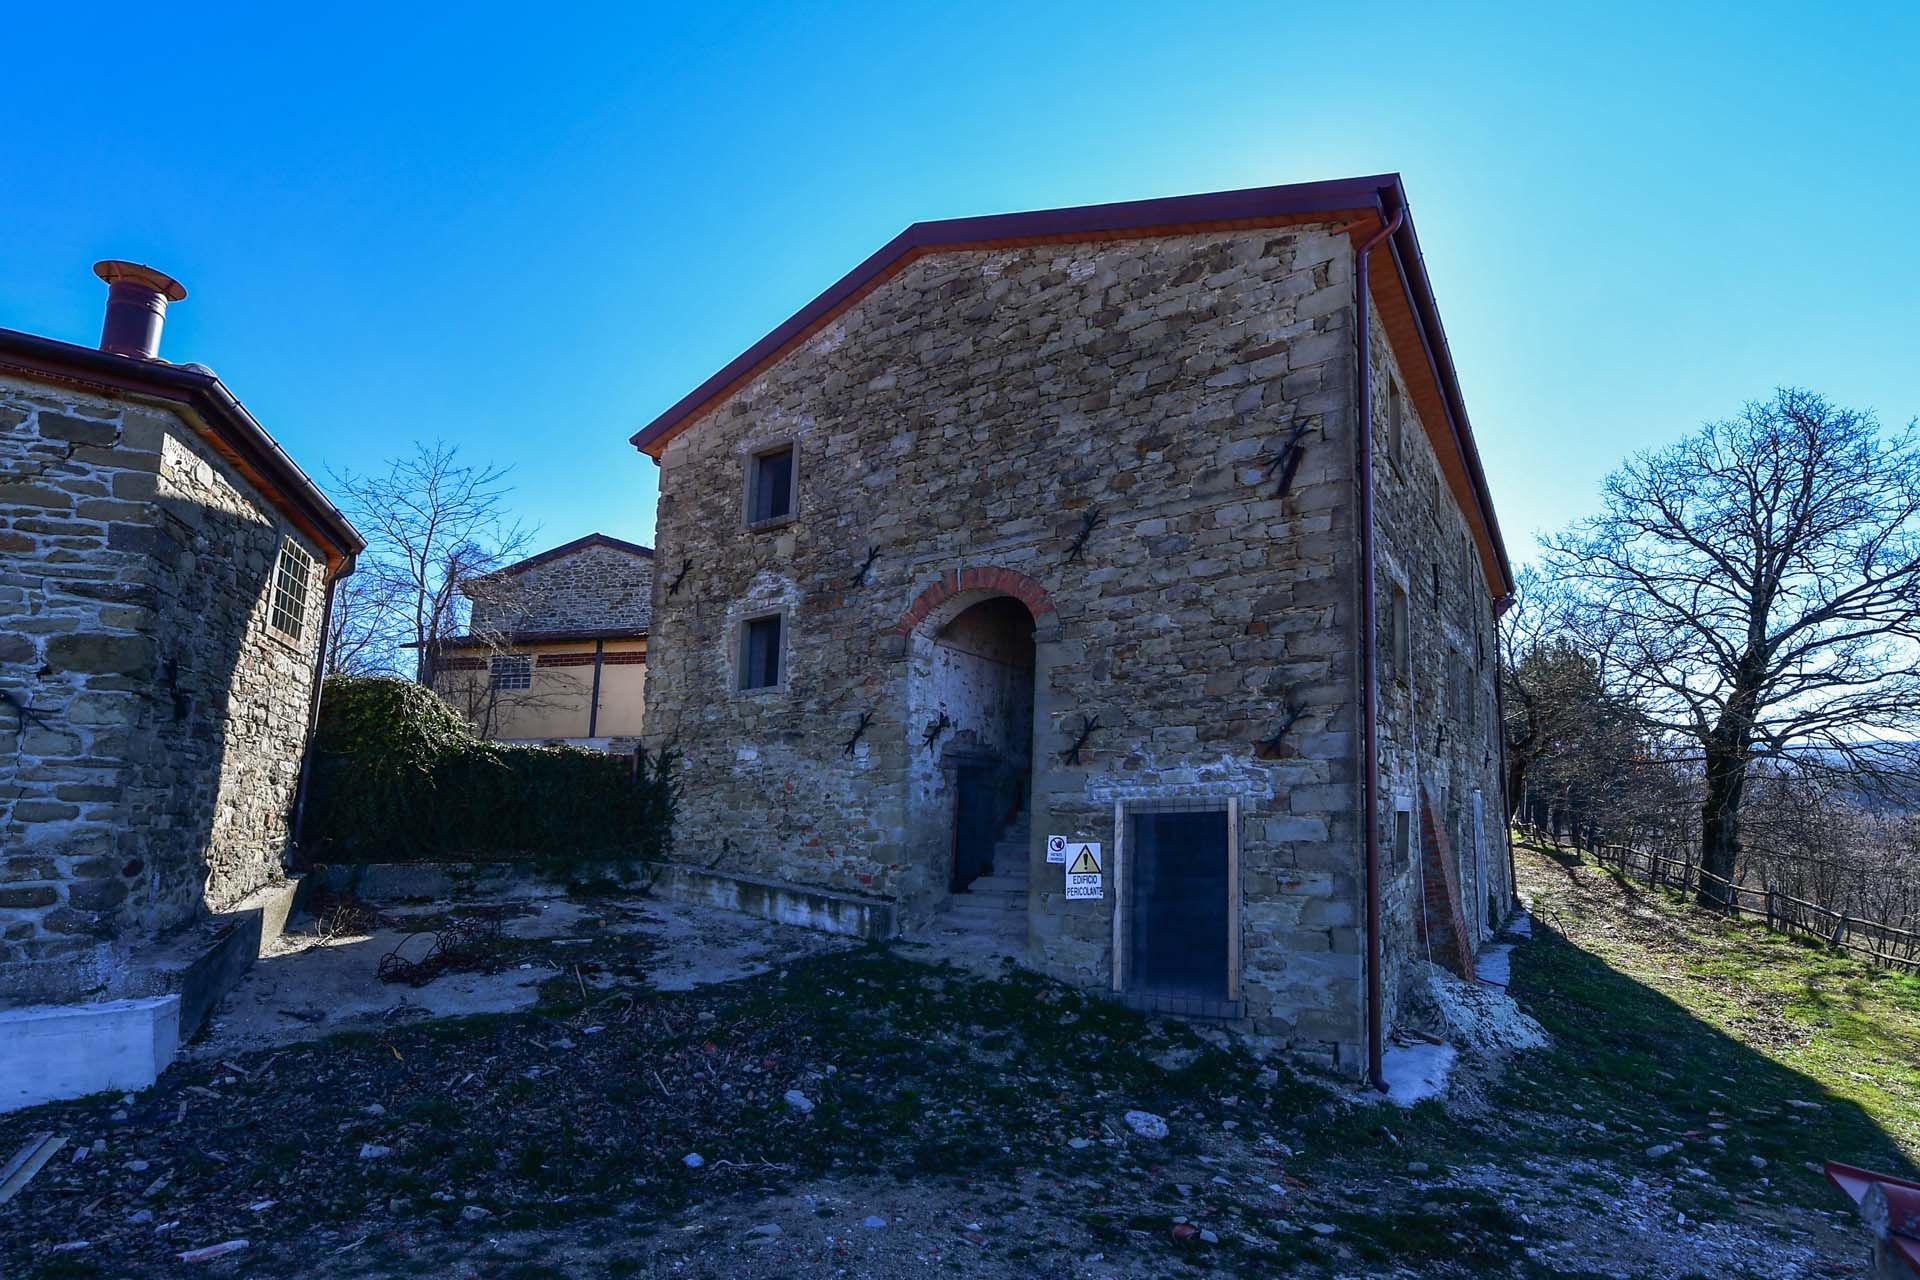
[{"xmin": 0, "ymin": 859, "xmax": 1901, "ymax": 1279}]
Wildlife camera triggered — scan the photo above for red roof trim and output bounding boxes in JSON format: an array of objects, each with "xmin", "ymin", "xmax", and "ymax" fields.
[
  {"xmin": 416, "ymin": 626, "xmax": 650, "ymax": 648},
  {"xmin": 483, "ymin": 532, "xmax": 655, "ymax": 580},
  {"xmin": 627, "ymin": 173, "xmax": 1513, "ymax": 596},
  {"xmin": 629, "ymin": 174, "xmax": 1396, "ymax": 457},
  {"xmin": 0, "ymin": 327, "xmax": 365, "ymax": 573}
]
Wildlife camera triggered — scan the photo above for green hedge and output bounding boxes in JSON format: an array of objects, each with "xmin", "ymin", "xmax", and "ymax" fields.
[{"xmin": 302, "ymin": 676, "xmax": 677, "ymax": 866}]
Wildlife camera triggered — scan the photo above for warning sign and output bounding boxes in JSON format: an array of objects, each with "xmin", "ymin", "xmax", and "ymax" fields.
[
  {"xmin": 1063, "ymin": 842, "xmax": 1103, "ymax": 900},
  {"xmin": 1046, "ymin": 835, "xmax": 1069, "ymax": 864}
]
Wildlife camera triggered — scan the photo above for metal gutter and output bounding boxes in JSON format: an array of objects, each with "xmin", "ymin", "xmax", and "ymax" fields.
[{"xmin": 0, "ymin": 326, "xmax": 364, "ymax": 573}]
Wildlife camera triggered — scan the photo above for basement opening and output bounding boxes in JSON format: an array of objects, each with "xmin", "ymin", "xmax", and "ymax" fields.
[{"xmin": 1117, "ymin": 798, "xmax": 1241, "ymax": 1018}]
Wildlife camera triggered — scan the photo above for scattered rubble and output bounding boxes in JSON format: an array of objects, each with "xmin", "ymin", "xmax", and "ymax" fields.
[{"xmin": 1123, "ymin": 1110, "xmax": 1169, "ymax": 1140}]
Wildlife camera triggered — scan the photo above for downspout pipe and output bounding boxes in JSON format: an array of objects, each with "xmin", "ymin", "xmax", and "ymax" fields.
[
  {"xmin": 1492, "ymin": 593, "xmax": 1520, "ymax": 909},
  {"xmin": 1357, "ymin": 206, "xmax": 1405, "ymax": 1094},
  {"xmin": 290, "ymin": 568, "xmax": 346, "ymax": 856}
]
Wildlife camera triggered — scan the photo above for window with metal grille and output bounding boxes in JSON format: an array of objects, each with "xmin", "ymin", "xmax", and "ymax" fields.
[
  {"xmin": 267, "ymin": 539, "xmax": 315, "ymax": 642},
  {"xmin": 490, "ymin": 654, "xmax": 532, "ymax": 690},
  {"xmin": 1116, "ymin": 797, "xmax": 1239, "ymax": 1019},
  {"xmin": 747, "ymin": 444, "xmax": 795, "ymax": 524},
  {"xmin": 739, "ymin": 614, "xmax": 783, "ymax": 690}
]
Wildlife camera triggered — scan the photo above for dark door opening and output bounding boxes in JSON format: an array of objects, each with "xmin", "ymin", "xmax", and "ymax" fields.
[
  {"xmin": 951, "ymin": 765, "xmax": 1001, "ymax": 892},
  {"xmin": 928, "ymin": 596, "xmax": 1036, "ymax": 897},
  {"xmin": 1127, "ymin": 809, "xmax": 1230, "ymax": 1008}
]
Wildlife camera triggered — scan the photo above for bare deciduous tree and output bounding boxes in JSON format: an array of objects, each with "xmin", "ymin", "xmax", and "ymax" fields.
[
  {"xmin": 323, "ymin": 567, "xmax": 406, "ymax": 677},
  {"xmin": 1545, "ymin": 389, "xmax": 1920, "ymax": 906},
  {"xmin": 332, "ymin": 443, "xmax": 533, "ymax": 683}
]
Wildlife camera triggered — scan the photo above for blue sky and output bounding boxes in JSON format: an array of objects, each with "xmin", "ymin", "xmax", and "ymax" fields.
[{"xmin": 3, "ymin": 2, "xmax": 1913, "ymax": 568}]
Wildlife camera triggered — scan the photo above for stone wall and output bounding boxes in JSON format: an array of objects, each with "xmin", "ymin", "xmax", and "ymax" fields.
[
  {"xmin": 1363, "ymin": 306, "xmax": 1509, "ymax": 1030},
  {"xmin": 0, "ymin": 374, "xmax": 328, "ymax": 1003},
  {"xmin": 469, "ymin": 543, "xmax": 654, "ymax": 635},
  {"xmin": 645, "ymin": 225, "xmax": 1375, "ymax": 1064}
]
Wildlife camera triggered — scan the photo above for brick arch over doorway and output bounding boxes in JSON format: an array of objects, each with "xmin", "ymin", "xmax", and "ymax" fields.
[{"xmin": 890, "ymin": 567, "xmax": 1056, "ymax": 638}]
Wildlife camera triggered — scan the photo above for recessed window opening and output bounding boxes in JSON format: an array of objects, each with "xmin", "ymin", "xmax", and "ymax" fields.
[
  {"xmin": 1394, "ymin": 805, "xmax": 1414, "ymax": 868},
  {"xmin": 748, "ymin": 444, "xmax": 796, "ymax": 524},
  {"xmin": 740, "ymin": 613, "xmax": 784, "ymax": 690},
  {"xmin": 1387, "ymin": 379, "xmax": 1405, "ymax": 466},
  {"xmin": 267, "ymin": 539, "xmax": 315, "ymax": 643},
  {"xmin": 1389, "ymin": 587, "xmax": 1411, "ymax": 684},
  {"xmin": 490, "ymin": 654, "xmax": 532, "ymax": 690}
]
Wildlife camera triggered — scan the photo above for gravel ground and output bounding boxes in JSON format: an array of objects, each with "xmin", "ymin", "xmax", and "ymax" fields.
[{"xmin": 0, "ymin": 867, "xmax": 1900, "ymax": 1279}]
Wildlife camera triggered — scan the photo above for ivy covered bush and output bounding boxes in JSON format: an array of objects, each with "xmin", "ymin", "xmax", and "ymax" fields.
[{"xmin": 302, "ymin": 676, "xmax": 677, "ymax": 865}]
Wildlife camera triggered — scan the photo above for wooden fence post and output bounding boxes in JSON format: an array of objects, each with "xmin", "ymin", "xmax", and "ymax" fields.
[
  {"xmin": 1765, "ymin": 888, "xmax": 1776, "ymax": 931},
  {"xmin": 1830, "ymin": 913, "xmax": 1850, "ymax": 951}
]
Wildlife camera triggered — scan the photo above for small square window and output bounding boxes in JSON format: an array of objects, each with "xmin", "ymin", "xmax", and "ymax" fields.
[
  {"xmin": 747, "ymin": 445, "xmax": 795, "ymax": 525},
  {"xmin": 267, "ymin": 538, "xmax": 315, "ymax": 643},
  {"xmin": 740, "ymin": 614, "xmax": 783, "ymax": 690},
  {"xmin": 490, "ymin": 654, "xmax": 532, "ymax": 690}
]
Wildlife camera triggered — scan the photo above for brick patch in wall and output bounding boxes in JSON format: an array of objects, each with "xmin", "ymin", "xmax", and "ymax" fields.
[{"xmin": 1417, "ymin": 786, "xmax": 1476, "ymax": 981}]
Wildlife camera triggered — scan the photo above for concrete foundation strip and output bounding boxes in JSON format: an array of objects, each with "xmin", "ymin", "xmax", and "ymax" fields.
[{"xmin": 0, "ymin": 1133, "xmax": 67, "ymax": 1205}]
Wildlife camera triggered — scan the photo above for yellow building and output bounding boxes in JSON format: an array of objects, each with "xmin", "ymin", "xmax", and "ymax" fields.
[{"xmin": 430, "ymin": 533, "xmax": 653, "ymax": 748}]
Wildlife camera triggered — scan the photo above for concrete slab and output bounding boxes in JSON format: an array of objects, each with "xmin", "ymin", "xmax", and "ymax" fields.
[
  {"xmin": 0, "ymin": 996, "xmax": 181, "ymax": 1111},
  {"xmin": 189, "ymin": 893, "xmax": 852, "ymax": 1058}
]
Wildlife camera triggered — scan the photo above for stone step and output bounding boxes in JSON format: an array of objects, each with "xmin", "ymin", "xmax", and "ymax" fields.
[
  {"xmin": 940, "ymin": 898, "xmax": 1021, "ymax": 917},
  {"xmin": 969, "ymin": 874, "xmax": 1028, "ymax": 895}
]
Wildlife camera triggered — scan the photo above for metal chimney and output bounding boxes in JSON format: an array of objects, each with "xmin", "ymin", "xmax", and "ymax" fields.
[{"xmin": 93, "ymin": 260, "xmax": 187, "ymax": 360}]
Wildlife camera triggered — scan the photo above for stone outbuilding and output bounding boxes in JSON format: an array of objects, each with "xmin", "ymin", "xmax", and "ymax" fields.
[
  {"xmin": 0, "ymin": 262, "xmax": 362, "ymax": 1021},
  {"xmin": 632, "ymin": 174, "xmax": 1516, "ymax": 1079},
  {"xmin": 427, "ymin": 532, "xmax": 654, "ymax": 749}
]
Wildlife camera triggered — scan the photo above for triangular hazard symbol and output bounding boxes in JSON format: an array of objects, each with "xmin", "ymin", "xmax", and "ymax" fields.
[{"xmin": 1067, "ymin": 847, "xmax": 1100, "ymax": 874}]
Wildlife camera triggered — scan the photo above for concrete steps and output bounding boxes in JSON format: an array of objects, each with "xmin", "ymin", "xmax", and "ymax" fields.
[{"xmin": 935, "ymin": 819, "xmax": 1031, "ymax": 947}]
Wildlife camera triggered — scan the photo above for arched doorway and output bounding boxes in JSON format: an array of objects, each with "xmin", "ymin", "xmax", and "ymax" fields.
[
  {"xmin": 902, "ymin": 590, "xmax": 1039, "ymax": 945},
  {"xmin": 931, "ymin": 596, "xmax": 1036, "ymax": 894}
]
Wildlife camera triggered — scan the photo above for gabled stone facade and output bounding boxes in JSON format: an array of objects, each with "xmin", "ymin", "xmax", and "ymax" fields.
[
  {"xmin": 0, "ymin": 335, "xmax": 359, "ymax": 1005},
  {"xmin": 434, "ymin": 535, "xmax": 655, "ymax": 746},
  {"xmin": 466, "ymin": 534, "xmax": 654, "ymax": 637},
  {"xmin": 634, "ymin": 178, "xmax": 1513, "ymax": 1072}
]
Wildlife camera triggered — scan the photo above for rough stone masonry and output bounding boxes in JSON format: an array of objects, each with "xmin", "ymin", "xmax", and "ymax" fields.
[
  {"xmin": 0, "ymin": 304, "xmax": 360, "ymax": 1005},
  {"xmin": 635, "ymin": 177, "xmax": 1513, "ymax": 1073}
]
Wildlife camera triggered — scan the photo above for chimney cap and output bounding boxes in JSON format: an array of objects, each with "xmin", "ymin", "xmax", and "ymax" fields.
[{"xmin": 93, "ymin": 260, "xmax": 186, "ymax": 302}]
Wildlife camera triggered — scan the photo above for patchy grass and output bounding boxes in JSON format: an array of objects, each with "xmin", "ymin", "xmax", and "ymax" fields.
[
  {"xmin": 1511, "ymin": 836, "xmax": 1920, "ymax": 1182},
  {"xmin": 5, "ymin": 849, "xmax": 1912, "ymax": 1277}
]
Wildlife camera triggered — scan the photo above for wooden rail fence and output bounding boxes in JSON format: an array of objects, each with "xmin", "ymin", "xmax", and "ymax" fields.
[{"xmin": 1519, "ymin": 826, "xmax": 1920, "ymax": 975}]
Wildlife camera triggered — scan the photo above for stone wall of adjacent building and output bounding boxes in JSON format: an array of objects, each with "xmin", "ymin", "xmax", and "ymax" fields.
[
  {"xmin": 645, "ymin": 225, "xmax": 1375, "ymax": 1065},
  {"xmin": 469, "ymin": 544, "xmax": 654, "ymax": 635},
  {"xmin": 0, "ymin": 374, "xmax": 328, "ymax": 1003},
  {"xmin": 1363, "ymin": 306, "xmax": 1510, "ymax": 1029}
]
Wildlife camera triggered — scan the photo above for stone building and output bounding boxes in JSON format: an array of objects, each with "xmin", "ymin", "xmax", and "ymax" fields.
[
  {"xmin": 633, "ymin": 174, "xmax": 1516, "ymax": 1078},
  {"xmin": 428, "ymin": 532, "xmax": 653, "ymax": 748},
  {"xmin": 0, "ymin": 262, "xmax": 362, "ymax": 1013}
]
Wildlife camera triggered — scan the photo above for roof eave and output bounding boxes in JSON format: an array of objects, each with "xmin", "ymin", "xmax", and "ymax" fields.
[{"xmin": 0, "ymin": 327, "xmax": 366, "ymax": 575}]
